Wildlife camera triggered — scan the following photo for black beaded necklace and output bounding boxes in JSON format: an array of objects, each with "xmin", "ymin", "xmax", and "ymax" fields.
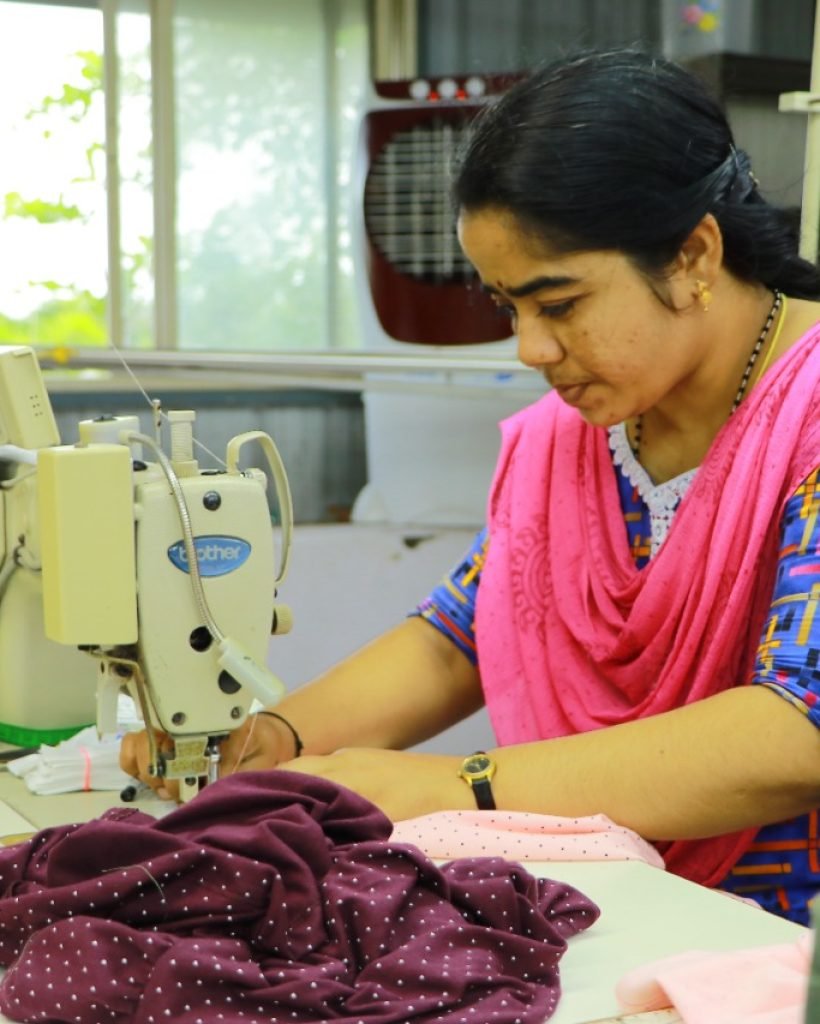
[{"xmin": 630, "ymin": 289, "xmax": 783, "ymax": 458}]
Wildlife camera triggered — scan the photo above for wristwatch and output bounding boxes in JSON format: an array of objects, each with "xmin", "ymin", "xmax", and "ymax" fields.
[{"xmin": 457, "ymin": 751, "xmax": 497, "ymax": 810}]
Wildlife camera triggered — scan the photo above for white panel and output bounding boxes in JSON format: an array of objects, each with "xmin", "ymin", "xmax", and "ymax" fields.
[
  {"xmin": 267, "ymin": 523, "xmax": 497, "ymax": 754},
  {"xmin": 729, "ymin": 95, "xmax": 808, "ymax": 209}
]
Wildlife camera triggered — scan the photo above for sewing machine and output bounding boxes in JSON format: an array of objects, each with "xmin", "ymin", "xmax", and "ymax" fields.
[{"xmin": 0, "ymin": 345, "xmax": 293, "ymax": 801}]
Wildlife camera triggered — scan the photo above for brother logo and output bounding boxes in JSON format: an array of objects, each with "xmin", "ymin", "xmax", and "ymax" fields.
[{"xmin": 167, "ymin": 536, "xmax": 251, "ymax": 577}]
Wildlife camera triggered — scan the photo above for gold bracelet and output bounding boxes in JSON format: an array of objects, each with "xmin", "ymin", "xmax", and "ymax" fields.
[{"xmin": 257, "ymin": 711, "xmax": 304, "ymax": 758}]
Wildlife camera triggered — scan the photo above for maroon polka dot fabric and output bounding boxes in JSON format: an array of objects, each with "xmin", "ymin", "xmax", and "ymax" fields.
[{"xmin": 0, "ymin": 771, "xmax": 599, "ymax": 1023}]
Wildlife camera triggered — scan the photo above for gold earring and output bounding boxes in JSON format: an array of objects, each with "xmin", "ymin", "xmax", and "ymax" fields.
[{"xmin": 696, "ymin": 279, "xmax": 712, "ymax": 312}]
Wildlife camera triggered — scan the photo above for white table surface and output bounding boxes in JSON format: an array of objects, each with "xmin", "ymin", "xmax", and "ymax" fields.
[
  {"xmin": 0, "ymin": 771, "xmax": 806, "ymax": 1024},
  {"xmin": 538, "ymin": 859, "xmax": 803, "ymax": 1023}
]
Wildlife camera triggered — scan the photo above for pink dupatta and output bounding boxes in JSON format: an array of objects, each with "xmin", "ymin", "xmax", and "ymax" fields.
[{"xmin": 475, "ymin": 323, "xmax": 820, "ymax": 885}]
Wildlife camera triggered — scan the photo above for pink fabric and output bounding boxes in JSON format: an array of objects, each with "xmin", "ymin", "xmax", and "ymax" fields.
[
  {"xmin": 78, "ymin": 745, "xmax": 91, "ymax": 791},
  {"xmin": 475, "ymin": 322, "xmax": 820, "ymax": 886},
  {"xmin": 391, "ymin": 810, "xmax": 665, "ymax": 865},
  {"xmin": 615, "ymin": 933, "xmax": 812, "ymax": 1023}
]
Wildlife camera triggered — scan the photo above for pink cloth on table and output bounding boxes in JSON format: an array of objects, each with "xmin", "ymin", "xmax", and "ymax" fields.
[
  {"xmin": 391, "ymin": 809, "xmax": 665, "ymax": 867},
  {"xmin": 475, "ymin": 323, "xmax": 820, "ymax": 888},
  {"xmin": 616, "ymin": 933, "xmax": 812, "ymax": 1024}
]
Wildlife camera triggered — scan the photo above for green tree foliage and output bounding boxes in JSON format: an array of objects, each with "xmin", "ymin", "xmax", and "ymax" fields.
[
  {"xmin": 0, "ymin": 290, "xmax": 106, "ymax": 347},
  {"xmin": 4, "ymin": 193, "xmax": 83, "ymax": 224},
  {"xmin": 27, "ymin": 50, "xmax": 102, "ymax": 122},
  {"xmin": 1, "ymin": 48, "xmax": 108, "ymax": 348}
]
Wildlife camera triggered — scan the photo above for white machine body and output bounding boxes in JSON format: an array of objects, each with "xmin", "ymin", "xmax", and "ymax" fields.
[
  {"xmin": 0, "ymin": 346, "xmax": 293, "ymax": 798},
  {"xmin": 131, "ymin": 466, "xmax": 276, "ymax": 735},
  {"xmin": 0, "ymin": 347, "xmax": 95, "ymax": 739}
]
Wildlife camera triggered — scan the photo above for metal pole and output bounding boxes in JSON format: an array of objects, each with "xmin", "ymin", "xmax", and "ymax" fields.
[
  {"xmin": 801, "ymin": 0, "xmax": 820, "ymax": 261},
  {"xmin": 371, "ymin": 0, "xmax": 418, "ymax": 80},
  {"xmin": 101, "ymin": 0, "xmax": 123, "ymax": 348},
  {"xmin": 806, "ymin": 898, "xmax": 820, "ymax": 1023},
  {"xmin": 150, "ymin": 0, "xmax": 178, "ymax": 348},
  {"xmin": 779, "ymin": 0, "xmax": 820, "ymax": 262}
]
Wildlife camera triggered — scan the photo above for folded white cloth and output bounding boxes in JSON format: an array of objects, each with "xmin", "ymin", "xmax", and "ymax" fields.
[{"xmin": 8, "ymin": 696, "xmax": 142, "ymax": 795}]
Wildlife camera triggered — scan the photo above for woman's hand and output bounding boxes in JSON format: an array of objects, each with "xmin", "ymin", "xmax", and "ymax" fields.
[
  {"xmin": 279, "ymin": 748, "xmax": 471, "ymax": 821},
  {"xmin": 119, "ymin": 727, "xmax": 174, "ymax": 798},
  {"xmin": 119, "ymin": 711, "xmax": 300, "ymax": 801},
  {"xmin": 121, "ymin": 724, "xmax": 471, "ymax": 821}
]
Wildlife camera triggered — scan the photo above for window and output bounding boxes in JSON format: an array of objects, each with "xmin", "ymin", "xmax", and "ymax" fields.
[
  {"xmin": 0, "ymin": 0, "xmax": 369, "ymax": 352},
  {"xmin": 0, "ymin": 1, "xmax": 107, "ymax": 348}
]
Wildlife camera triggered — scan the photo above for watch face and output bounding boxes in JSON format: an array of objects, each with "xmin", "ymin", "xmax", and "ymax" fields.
[
  {"xmin": 465, "ymin": 754, "xmax": 491, "ymax": 774},
  {"xmin": 458, "ymin": 752, "xmax": 497, "ymax": 809}
]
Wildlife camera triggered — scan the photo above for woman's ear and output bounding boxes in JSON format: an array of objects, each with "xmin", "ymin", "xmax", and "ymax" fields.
[{"xmin": 665, "ymin": 213, "xmax": 724, "ymax": 311}]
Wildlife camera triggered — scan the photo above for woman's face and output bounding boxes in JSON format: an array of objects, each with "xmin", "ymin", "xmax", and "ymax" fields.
[{"xmin": 457, "ymin": 207, "xmax": 695, "ymax": 428}]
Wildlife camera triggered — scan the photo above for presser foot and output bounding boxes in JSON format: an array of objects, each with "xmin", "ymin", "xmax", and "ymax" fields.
[{"xmin": 155, "ymin": 735, "xmax": 224, "ymax": 802}]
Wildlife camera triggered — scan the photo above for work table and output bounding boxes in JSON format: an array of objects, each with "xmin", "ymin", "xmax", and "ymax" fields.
[{"xmin": 0, "ymin": 769, "xmax": 806, "ymax": 1024}]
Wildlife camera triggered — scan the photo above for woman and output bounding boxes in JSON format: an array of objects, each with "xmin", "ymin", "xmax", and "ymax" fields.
[{"xmin": 122, "ymin": 49, "xmax": 820, "ymax": 923}]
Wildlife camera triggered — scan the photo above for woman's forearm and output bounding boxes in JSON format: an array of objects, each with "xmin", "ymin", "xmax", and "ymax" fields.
[
  {"xmin": 267, "ymin": 617, "xmax": 484, "ymax": 755},
  {"xmin": 489, "ymin": 685, "xmax": 820, "ymax": 840},
  {"xmin": 271, "ymin": 678, "xmax": 820, "ymax": 838}
]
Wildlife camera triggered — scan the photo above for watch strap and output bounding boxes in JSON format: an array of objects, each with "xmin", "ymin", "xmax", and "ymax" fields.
[{"xmin": 469, "ymin": 776, "xmax": 496, "ymax": 811}]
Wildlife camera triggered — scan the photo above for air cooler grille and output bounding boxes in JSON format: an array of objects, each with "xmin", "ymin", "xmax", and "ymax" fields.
[
  {"xmin": 360, "ymin": 103, "xmax": 509, "ymax": 345},
  {"xmin": 364, "ymin": 119, "xmax": 474, "ymax": 283}
]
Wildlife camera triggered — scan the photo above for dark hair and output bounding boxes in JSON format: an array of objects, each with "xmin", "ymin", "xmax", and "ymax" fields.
[{"xmin": 454, "ymin": 48, "xmax": 820, "ymax": 299}]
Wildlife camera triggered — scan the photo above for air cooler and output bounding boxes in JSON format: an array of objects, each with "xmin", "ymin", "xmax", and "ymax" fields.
[{"xmin": 351, "ymin": 73, "xmax": 540, "ymax": 528}]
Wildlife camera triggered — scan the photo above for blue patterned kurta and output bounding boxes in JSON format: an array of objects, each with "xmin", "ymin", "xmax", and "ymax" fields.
[{"xmin": 414, "ymin": 460, "xmax": 820, "ymax": 924}]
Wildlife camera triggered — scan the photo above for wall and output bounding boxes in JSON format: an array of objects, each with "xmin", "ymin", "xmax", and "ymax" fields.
[
  {"xmin": 268, "ymin": 523, "xmax": 496, "ymax": 754},
  {"xmin": 50, "ymin": 388, "xmax": 367, "ymax": 525},
  {"xmin": 728, "ymin": 95, "xmax": 808, "ymax": 210}
]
